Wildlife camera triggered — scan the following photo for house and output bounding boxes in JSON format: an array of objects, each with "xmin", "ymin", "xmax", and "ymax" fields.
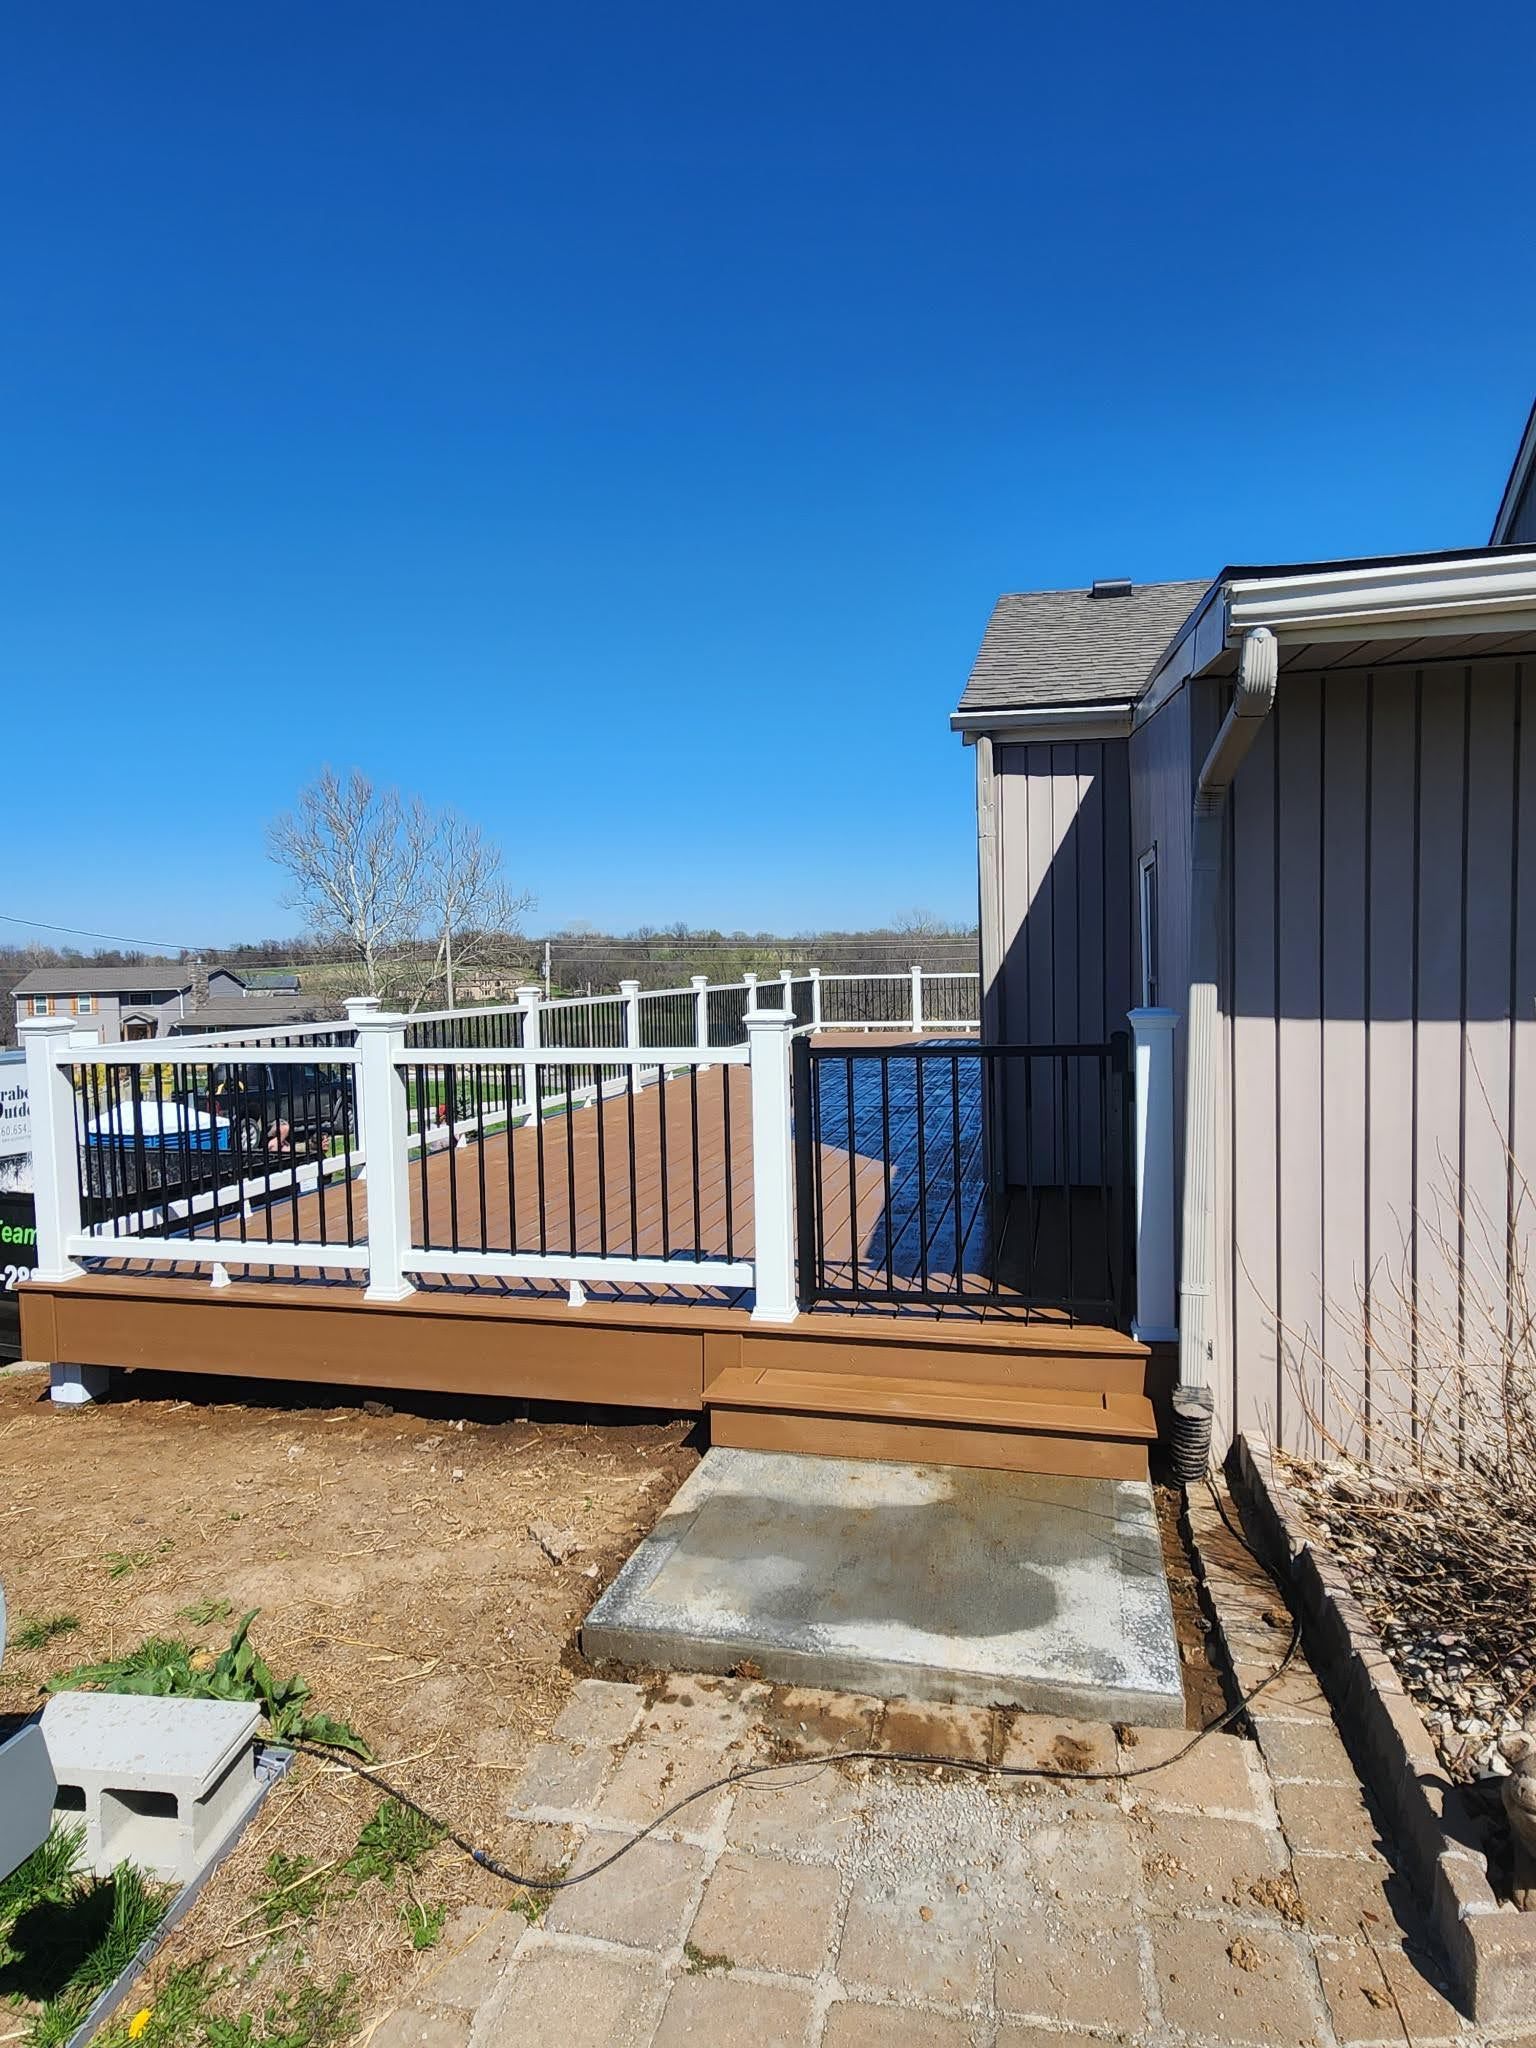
[
  {"xmin": 953, "ymin": 403, "xmax": 1536, "ymax": 1454},
  {"xmin": 11, "ymin": 963, "xmax": 320, "ymax": 1043}
]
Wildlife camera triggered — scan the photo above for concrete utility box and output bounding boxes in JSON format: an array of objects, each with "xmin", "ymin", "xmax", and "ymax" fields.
[
  {"xmin": 0, "ymin": 1584, "xmax": 60, "ymax": 1883},
  {"xmin": 41, "ymin": 1693, "xmax": 262, "ymax": 1884}
]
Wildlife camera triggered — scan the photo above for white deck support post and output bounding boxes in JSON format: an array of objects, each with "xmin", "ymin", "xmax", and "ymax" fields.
[
  {"xmin": 910, "ymin": 963, "xmax": 924, "ymax": 1033},
  {"xmin": 352, "ymin": 1011, "xmax": 414, "ymax": 1302},
  {"xmin": 744, "ymin": 972, "xmax": 759, "ymax": 1016},
  {"xmin": 691, "ymin": 975, "xmax": 710, "ymax": 1050},
  {"xmin": 745, "ymin": 1008, "xmax": 798, "ymax": 1323},
  {"xmin": 619, "ymin": 978, "xmax": 641, "ymax": 1051},
  {"xmin": 20, "ymin": 1017, "xmax": 83, "ymax": 1285},
  {"xmin": 1128, "ymin": 1007, "xmax": 1179, "ymax": 1345},
  {"xmin": 809, "ymin": 966, "xmax": 823, "ymax": 1030},
  {"xmin": 515, "ymin": 985, "xmax": 543, "ymax": 1121}
]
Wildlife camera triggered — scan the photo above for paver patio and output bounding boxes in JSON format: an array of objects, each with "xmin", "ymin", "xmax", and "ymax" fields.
[{"xmin": 366, "ymin": 1646, "xmax": 1531, "ymax": 2048}]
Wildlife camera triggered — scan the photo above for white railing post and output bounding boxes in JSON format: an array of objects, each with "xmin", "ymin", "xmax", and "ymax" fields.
[
  {"xmin": 516, "ymin": 986, "xmax": 542, "ymax": 1121},
  {"xmin": 619, "ymin": 978, "xmax": 641, "ymax": 1050},
  {"xmin": 745, "ymin": 1008, "xmax": 797, "ymax": 1322},
  {"xmin": 744, "ymin": 972, "xmax": 759, "ymax": 1016},
  {"xmin": 20, "ymin": 1017, "xmax": 83, "ymax": 1284},
  {"xmin": 809, "ymin": 966, "xmax": 823, "ymax": 1031},
  {"xmin": 691, "ymin": 975, "xmax": 709, "ymax": 1050},
  {"xmin": 911, "ymin": 963, "xmax": 924, "ymax": 1033},
  {"xmin": 352, "ymin": 1011, "xmax": 414, "ymax": 1303},
  {"xmin": 779, "ymin": 966, "xmax": 794, "ymax": 1014},
  {"xmin": 1128, "ymin": 1007, "xmax": 1179, "ymax": 1345}
]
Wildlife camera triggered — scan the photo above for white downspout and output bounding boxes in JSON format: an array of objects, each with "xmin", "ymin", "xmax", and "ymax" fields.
[{"xmin": 1176, "ymin": 626, "xmax": 1278, "ymax": 1416}]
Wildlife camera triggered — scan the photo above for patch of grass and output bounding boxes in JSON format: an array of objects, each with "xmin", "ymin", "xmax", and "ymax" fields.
[
  {"xmin": 48, "ymin": 1612, "xmax": 370, "ymax": 1760},
  {"xmin": 0, "ymin": 1831, "xmax": 169, "ymax": 2048},
  {"xmin": 342, "ymin": 1802, "xmax": 441, "ymax": 1890},
  {"xmin": 11, "ymin": 1615, "xmax": 80, "ymax": 1653},
  {"xmin": 94, "ymin": 1963, "xmax": 356, "ymax": 2048},
  {"xmin": 399, "ymin": 1900, "xmax": 446, "ymax": 1952},
  {"xmin": 682, "ymin": 1940, "xmax": 733, "ymax": 1975},
  {"xmin": 178, "ymin": 1599, "xmax": 233, "ymax": 1628}
]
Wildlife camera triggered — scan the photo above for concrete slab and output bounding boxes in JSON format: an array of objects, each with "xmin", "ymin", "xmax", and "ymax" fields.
[{"xmin": 581, "ymin": 1449, "xmax": 1184, "ymax": 1725}]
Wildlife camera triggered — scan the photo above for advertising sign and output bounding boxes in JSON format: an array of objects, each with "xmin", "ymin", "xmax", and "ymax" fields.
[{"xmin": 0, "ymin": 1191, "xmax": 35, "ymax": 1362}]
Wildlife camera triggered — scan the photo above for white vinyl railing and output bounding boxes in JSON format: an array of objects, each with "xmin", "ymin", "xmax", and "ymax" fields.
[{"xmin": 18, "ymin": 964, "xmax": 980, "ymax": 1322}]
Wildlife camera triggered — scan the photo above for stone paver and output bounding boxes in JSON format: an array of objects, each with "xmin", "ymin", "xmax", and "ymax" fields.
[
  {"xmin": 542, "ymin": 1830, "xmax": 706, "ymax": 1950},
  {"xmin": 688, "ymin": 1848, "xmax": 842, "ymax": 1975},
  {"xmin": 821, "ymin": 2002, "xmax": 987, "ymax": 2045},
  {"xmin": 1151, "ymin": 1914, "xmax": 1323, "ymax": 2044},
  {"xmin": 650, "ymin": 1972, "xmax": 818, "ymax": 2044},
  {"xmin": 369, "ymin": 1508, "xmax": 1520, "ymax": 2048},
  {"xmin": 993, "ymin": 1904, "xmax": 1144, "ymax": 2029}
]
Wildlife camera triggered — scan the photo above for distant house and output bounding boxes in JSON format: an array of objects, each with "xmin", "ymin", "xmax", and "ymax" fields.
[
  {"xmin": 11, "ymin": 964, "xmax": 321, "ymax": 1044},
  {"xmin": 953, "ymin": 401, "xmax": 1536, "ymax": 1452}
]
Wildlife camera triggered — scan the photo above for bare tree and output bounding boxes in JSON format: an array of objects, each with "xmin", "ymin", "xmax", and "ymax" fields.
[
  {"xmin": 267, "ymin": 770, "xmax": 427, "ymax": 994},
  {"xmin": 266, "ymin": 770, "xmax": 533, "ymax": 1008},
  {"xmin": 407, "ymin": 808, "xmax": 533, "ymax": 1010}
]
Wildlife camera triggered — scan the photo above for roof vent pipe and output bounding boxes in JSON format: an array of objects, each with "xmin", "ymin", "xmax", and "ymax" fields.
[
  {"xmin": 1090, "ymin": 578, "xmax": 1133, "ymax": 599},
  {"xmin": 1176, "ymin": 626, "xmax": 1278, "ymax": 1436}
]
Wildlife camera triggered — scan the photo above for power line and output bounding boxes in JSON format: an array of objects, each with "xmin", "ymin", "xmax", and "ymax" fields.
[{"xmin": 0, "ymin": 911, "xmax": 210, "ymax": 952}]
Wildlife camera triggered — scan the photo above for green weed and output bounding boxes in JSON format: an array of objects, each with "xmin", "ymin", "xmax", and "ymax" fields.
[
  {"xmin": 48, "ymin": 1612, "xmax": 370, "ymax": 1759},
  {"xmin": 11, "ymin": 1615, "xmax": 80, "ymax": 1653},
  {"xmin": 252, "ymin": 1856, "xmax": 329, "ymax": 1932},
  {"xmin": 682, "ymin": 1940, "xmax": 733, "ymax": 1975},
  {"xmin": 177, "ymin": 1599, "xmax": 233, "ymax": 1627},
  {"xmin": 400, "ymin": 1900, "xmax": 446, "ymax": 1952},
  {"xmin": 342, "ymin": 1803, "xmax": 440, "ymax": 1889}
]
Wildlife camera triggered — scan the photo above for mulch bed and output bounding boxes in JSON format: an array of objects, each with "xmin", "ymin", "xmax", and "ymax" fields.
[{"xmin": 1277, "ymin": 1453, "xmax": 1536, "ymax": 1785}]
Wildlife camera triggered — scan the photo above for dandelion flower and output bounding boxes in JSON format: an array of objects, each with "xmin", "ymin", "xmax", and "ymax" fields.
[{"xmin": 128, "ymin": 2010, "xmax": 152, "ymax": 2039}]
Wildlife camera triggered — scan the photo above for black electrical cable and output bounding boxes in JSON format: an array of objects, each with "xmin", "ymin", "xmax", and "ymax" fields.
[{"xmin": 284, "ymin": 1475, "xmax": 1304, "ymax": 1897}]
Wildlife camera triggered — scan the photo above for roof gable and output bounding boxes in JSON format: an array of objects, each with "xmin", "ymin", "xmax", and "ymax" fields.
[{"xmin": 954, "ymin": 579, "xmax": 1210, "ymax": 723}]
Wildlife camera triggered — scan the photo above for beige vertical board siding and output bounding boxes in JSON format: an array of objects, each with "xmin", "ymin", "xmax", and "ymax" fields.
[
  {"xmin": 994, "ymin": 741, "xmax": 1133, "ymax": 1188},
  {"xmin": 1365, "ymin": 672, "xmax": 1419, "ymax": 1451},
  {"xmin": 1462, "ymin": 664, "xmax": 1518, "ymax": 1410},
  {"xmin": 1217, "ymin": 656, "xmax": 1536, "ymax": 1458},
  {"xmin": 1319, "ymin": 674, "xmax": 1370, "ymax": 1456},
  {"xmin": 1276, "ymin": 674, "xmax": 1326, "ymax": 1455},
  {"xmin": 1413, "ymin": 669, "xmax": 1469, "ymax": 1436},
  {"xmin": 1511, "ymin": 672, "xmax": 1536, "ymax": 1319},
  {"xmin": 1229, "ymin": 706, "xmax": 1280, "ymax": 1445}
]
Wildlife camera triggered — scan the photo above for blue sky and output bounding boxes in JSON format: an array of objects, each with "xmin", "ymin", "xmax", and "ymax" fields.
[{"xmin": 5, "ymin": 2, "xmax": 1534, "ymax": 949}]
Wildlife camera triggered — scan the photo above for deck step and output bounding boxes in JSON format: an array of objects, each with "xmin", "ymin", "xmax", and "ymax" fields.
[{"xmin": 704, "ymin": 1365, "xmax": 1156, "ymax": 1479}]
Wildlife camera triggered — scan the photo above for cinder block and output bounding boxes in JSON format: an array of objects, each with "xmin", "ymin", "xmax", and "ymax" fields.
[{"xmin": 41, "ymin": 1693, "xmax": 261, "ymax": 1883}]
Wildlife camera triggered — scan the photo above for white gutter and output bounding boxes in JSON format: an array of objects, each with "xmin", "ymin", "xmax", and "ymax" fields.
[
  {"xmin": 1225, "ymin": 551, "xmax": 1536, "ymax": 644},
  {"xmin": 949, "ymin": 701, "xmax": 1135, "ymax": 740},
  {"xmin": 1177, "ymin": 625, "xmax": 1278, "ymax": 1399}
]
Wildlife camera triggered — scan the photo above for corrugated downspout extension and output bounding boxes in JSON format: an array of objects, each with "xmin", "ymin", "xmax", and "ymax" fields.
[{"xmin": 1176, "ymin": 627, "xmax": 1278, "ymax": 1449}]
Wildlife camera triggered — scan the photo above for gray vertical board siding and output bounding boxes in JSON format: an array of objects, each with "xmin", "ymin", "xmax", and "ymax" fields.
[
  {"xmin": 1413, "ymin": 668, "xmax": 1468, "ymax": 1411},
  {"xmin": 1218, "ymin": 656, "xmax": 1534, "ymax": 1459},
  {"xmin": 1508, "ymin": 473, "xmax": 1536, "ymax": 548},
  {"xmin": 1229, "ymin": 704, "xmax": 1280, "ymax": 1446},
  {"xmin": 994, "ymin": 740, "xmax": 1132, "ymax": 1188},
  {"xmin": 1365, "ymin": 670, "xmax": 1417, "ymax": 1444},
  {"xmin": 1275, "ymin": 673, "xmax": 1326, "ymax": 1456},
  {"xmin": 1319, "ymin": 674, "xmax": 1370, "ymax": 1457}
]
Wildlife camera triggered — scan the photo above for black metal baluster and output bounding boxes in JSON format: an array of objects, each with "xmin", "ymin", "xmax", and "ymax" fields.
[
  {"xmin": 915, "ymin": 1056, "xmax": 930, "ymax": 1299},
  {"xmin": 951, "ymin": 1052, "xmax": 963, "ymax": 1297},
  {"xmin": 721, "ymin": 1063, "xmax": 735, "ymax": 1261},
  {"xmin": 445, "ymin": 1063, "xmax": 461, "ymax": 1253},
  {"xmin": 416, "ymin": 1065, "xmax": 432, "ymax": 1249},
  {"xmin": 656, "ymin": 1061, "xmax": 670, "ymax": 1260},
  {"xmin": 534, "ymin": 1065, "xmax": 548, "ymax": 1254},
  {"xmin": 474, "ymin": 1063, "xmax": 488, "ymax": 1253},
  {"xmin": 625, "ymin": 1065, "xmax": 638, "ymax": 1255},
  {"xmin": 845, "ymin": 1056, "xmax": 858, "ymax": 1295},
  {"xmin": 689, "ymin": 1065, "xmax": 701, "ymax": 1255},
  {"xmin": 565, "ymin": 1067, "xmax": 577, "ymax": 1253}
]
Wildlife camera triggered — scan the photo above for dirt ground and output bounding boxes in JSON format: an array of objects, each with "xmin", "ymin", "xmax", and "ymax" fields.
[{"xmin": 0, "ymin": 1365, "xmax": 699, "ymax": 2035}]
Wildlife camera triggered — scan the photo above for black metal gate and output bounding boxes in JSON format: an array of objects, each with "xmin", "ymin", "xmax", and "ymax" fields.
[{"xmin": 793, "ymin": 1037, "xmax": 1134, "ymax": 1321}]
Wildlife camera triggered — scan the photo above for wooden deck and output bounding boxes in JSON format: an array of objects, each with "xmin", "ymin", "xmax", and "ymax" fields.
[{"xmin": 24, "ymin": 1038, "xmax": 1153, "ymax": 1476}]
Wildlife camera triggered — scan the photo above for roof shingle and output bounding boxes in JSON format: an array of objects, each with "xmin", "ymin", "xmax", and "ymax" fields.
[{"xmin": 955, "ymin": 578, "xmax": 1210, "ymax": 718}]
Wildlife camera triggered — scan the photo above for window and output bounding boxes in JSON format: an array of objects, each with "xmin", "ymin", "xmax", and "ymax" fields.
[
  {"xmin": 30, "ymin": 996, "xmax": 49, "ymax": 1016},
  {"xmin": 74, "ymin": 994, "xmax": 95, "ymax": 1015},
  {"xmin": 1138, "ymin": 849, "xmax": 1159, "ymax": 1008}
]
